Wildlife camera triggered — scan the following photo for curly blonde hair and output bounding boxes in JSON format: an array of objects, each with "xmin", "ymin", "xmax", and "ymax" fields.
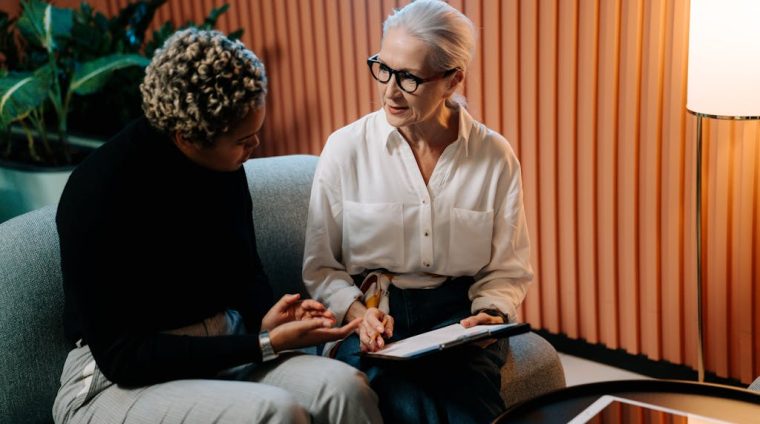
[{"xmin": 140, "ymin": 28, "xmax": 267, "ymax": 145}]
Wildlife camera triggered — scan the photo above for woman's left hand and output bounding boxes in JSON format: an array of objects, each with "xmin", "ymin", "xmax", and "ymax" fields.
[
  {"xmin": 459, "ymin": 311, "xmax": 505, "ymax": 348},
  {"xmin": 261, "ymin": 293, "xmax": 336, "ymax": 331},
  {"xmin": 459, "ymin": 311, "xmax": 505, "ymax": 328}
]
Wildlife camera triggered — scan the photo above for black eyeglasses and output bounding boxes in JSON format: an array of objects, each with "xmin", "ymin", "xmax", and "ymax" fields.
[{"xmin": 366, "ymin": 54, "xmax": 458, "ymax": 94}]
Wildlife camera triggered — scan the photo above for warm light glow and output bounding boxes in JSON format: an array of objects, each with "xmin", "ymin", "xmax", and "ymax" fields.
[{"xmin": 687, "ymin": 0, "xmax": 760, "ymax": 117}]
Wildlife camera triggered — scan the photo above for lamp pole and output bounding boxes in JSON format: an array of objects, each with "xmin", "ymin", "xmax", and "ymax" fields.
[
  {"xmin": 694, "ymin": 112, "xmax": 704, "ymax": 383},
  {"xmin": 686, "ymin": 0, "xmax": 760, "ymax": 383}
]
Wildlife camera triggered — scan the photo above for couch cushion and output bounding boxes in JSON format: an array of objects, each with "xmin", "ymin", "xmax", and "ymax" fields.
[
  {"xmin": 0, "ymin": 205, "xmax": 69, "ymax": 424},
  {"xmin": 245, "ymin": 155, "xmax": 318, "ymax": 298}
]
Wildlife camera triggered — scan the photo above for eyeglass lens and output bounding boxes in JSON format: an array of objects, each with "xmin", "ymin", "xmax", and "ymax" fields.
[{"xmin": 370, "ymin": 61, "xmax": 418, "ymax": 93}]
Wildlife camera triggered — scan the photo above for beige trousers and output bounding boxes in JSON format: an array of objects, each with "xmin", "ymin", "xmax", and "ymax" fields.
[{"xmin": 52, "ymin": 311, "xmax": 382, "ymax": 424}]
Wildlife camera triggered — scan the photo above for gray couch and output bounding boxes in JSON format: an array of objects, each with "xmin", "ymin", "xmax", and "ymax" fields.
[{"xmin": 0, "ymin": 155, "xmax": 565, "ymax": 424}]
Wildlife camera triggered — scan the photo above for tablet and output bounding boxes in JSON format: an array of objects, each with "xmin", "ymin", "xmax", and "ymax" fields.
[{"xmin": 568, "ymin": 394, "xmax": 732, "ymax": 424}]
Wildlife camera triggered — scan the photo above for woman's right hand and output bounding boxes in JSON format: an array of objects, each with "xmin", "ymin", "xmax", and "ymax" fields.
[
  {"xmin": 268, "ymin": 317, "xmax": 361, "ymax": 352},
  {"xmin": 358, "ymin": 307, "xmax": 394, "ymax": 353}
]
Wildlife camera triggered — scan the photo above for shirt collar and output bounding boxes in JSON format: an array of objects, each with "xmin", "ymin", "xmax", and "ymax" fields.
[
  {"xmin": 381, "ymin": 105, "xmax": 475, "ymax": 157},
  {"xmin": 377, "ymin": 109, "xmax": 398, "ymax": 150},
  {"xmin": 457, "ymin": 106, "xmax": 474, "ymax": 157}
]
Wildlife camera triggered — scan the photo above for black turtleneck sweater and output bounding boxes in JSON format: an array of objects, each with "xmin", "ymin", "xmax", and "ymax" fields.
[{"xmin": 56, "ymin": 117, "xmax": 274, "ymax": 386}]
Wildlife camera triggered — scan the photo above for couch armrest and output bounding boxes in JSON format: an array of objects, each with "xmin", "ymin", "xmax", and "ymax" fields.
[
  {"xmin": 500, "ymin": 332, "xmax": 566, "ymax": 406},
  {"xmin": 0, "ymin": 205, "xmax": 69, "ymax": 424}
]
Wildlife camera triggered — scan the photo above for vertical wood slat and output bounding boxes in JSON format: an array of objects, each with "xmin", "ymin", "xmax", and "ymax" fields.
[
  {"xmin": 351, "ymin": 0, "xmax": 373, "ymax": 119},
  {"xmin": 8, "ymin": 0, "xmax": 758, "ymax": 384},
  {"xmin": 732, "ymin": 124, "xmax": 758, "ymax": 383},
  {"xmin": 502, "ymin": 0, "xmax": 536, "ymax": 324},
  {"xmin": 596, "ymin": 0, "xmax": 622, "ymax": 350},
  {"xmin": 310, "ymin": 0, "xmax": 335, "ymax": 155},
  {"xmin": 189, "ymin": 0, "xmax": 203, "ymax": 24},
  {"xmin": 324, "ymin": 1, "xmax": 345, "ymax": 136},
  {"xmin": 660, "ymin": 0, "xmax": 689, "ymax": 366},
  {"xmin": 236, "ymin": 1, "xmax": 253, "ymax": 57},
  {"xmin": 537, "ymin": 0, "xmax": 561, "ymax": 336},
  {"xmin": 338, "ymin": 1, "xmax": 358, "ymax": 124},
  {"xmin": 617, "ymin": 0, "xmax": 645, "ymax": 355},
  {"xmin": 519, "ymin": 0, "xmax": 551, "ymax": 332},
  {"xmin": 273, "ymin": 0, "xmax": 295, "ymax": 156},
  {"xmin": 502, "ymin": 0, "xmax": 521, "ymax": 156},
  {"xmin": 708, "ymin": 119, "xmax": 733, "ymax": 378},
  {"xmin": 639, "ymin": 0, "xmax": 666, "ymax": 361},
  {"xmin": 556, "ymin": 0, "xmax": 578, "ymax": 339},
  {"xmin": 285, "ymin": 1, "xmax": 310, "ymax": 157},
  {"xmin": 482, "ymin": 0, "xmax": 501, "ymax": 132},
  {"xmin": 295, "ymin": 0, "xmax": 319, "ymax": 155},
  {"xmin": 577, "ymin": 0, "xmax": 600, "ymax": 344},
  {"xmin": 499, "ymin": 0, "xmax": 542, "ymax": 327},
  {"xmin": 259, "ymin": 0, "xmax": 279, "ymax": 158},
  {"xmin": 221, "ymin": 2, "xmax": 236, "ymax": 41},
  {"xmin": 247, "ymin": 0, "xmax": 270, "ymax": 154},
  {"xmin": 459, "ymin": 0, "xmax": 476, "ymax": 115},
  {"xmin": 367, "ymin": 1, "xmax": 383, "ymax": 114}
]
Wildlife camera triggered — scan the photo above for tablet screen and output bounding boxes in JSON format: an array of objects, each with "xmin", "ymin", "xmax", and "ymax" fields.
[{"xmin": 568, "ymin": 395, "xmax": 732, "ymax": 424}]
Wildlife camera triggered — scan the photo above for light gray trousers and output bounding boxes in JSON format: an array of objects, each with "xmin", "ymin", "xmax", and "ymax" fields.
[{"xmin": 53, "ymin": 345, "xmax": 382, "ymax": 424}]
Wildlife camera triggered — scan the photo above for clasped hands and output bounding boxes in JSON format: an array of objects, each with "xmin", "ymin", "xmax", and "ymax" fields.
[
  {"xmin": 355, "ymin": 304, "xmax": 505, "ymax": 353},
  {"xmin": 261, "ymin": 293, "xmax": 361, "ymax": 352}
]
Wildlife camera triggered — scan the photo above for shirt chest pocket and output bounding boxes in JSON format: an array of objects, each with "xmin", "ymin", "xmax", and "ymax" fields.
[
  {"xmin": 448, "ymin": 208, "xmax": 494, "ymax": 275},
  {"xmin": 343, "ymin": 201, "xmax": 404, "ymax": 270}
]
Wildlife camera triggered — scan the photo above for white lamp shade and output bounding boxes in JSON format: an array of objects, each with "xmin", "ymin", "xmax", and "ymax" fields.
[{"xmin": 687, "ymin": 0, "xmax": 760, "ymax": 117}]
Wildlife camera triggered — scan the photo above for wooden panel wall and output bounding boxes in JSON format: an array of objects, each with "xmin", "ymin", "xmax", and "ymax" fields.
[{"xmin": 10, "ymin": 0, "xmax": 757, "ymax": 384}]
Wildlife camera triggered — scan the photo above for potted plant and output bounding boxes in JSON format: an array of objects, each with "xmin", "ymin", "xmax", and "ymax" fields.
[{"xmin": 0, "ymin": 0, "xmax": 240, "ymax": 222}]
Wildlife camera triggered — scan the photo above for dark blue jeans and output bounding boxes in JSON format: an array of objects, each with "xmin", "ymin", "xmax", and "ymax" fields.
[{"xmin": 334, "ymin": 277, "xmax": 509, "ymax": 424}]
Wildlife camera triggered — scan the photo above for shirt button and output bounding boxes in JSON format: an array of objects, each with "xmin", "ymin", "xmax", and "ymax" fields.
[
  {"xmin": 424, "ymin": 232, "xmax": 429, "ymax": 237},
  {"xmin": 422, "ymin": 199, "xmax": 427, "ymax": 204},
  {"xmin": 424, "ymin": 263, "xmax": 431, "ymax": 267}
]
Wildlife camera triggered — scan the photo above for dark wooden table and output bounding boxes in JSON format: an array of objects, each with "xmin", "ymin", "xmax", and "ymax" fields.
[{"xmin": 495, "ymin": 379, "xmax": 760, "ymax": 423}]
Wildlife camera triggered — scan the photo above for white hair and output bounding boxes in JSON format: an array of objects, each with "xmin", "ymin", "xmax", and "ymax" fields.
[{"xmin": 383, "ymin": 0, "xmax": 476, "ymax": 74}]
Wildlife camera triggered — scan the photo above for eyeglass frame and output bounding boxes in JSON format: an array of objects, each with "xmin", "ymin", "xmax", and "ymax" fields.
[{"xmin": 366, "ymin": 54, "xmax": 459, "ymax": 94}]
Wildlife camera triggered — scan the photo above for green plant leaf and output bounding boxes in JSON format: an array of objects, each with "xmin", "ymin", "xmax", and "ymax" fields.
[
  {"xmin": 202, "ymin": 4, "xmax": 229, "ymax": 29},
  {"xmin": 70, "ymin": 54, "xmax": 149, "ymax": 95},
  {"xmin": 17, "ymin": 0, "xmax": 73, "ymax": 52},
  {"xmin": 145, "ymin": 21, "xmax": 175, "ymax": 58},
  {"xmin": 228, "ymin": 29, "xmax": 244, "ymax": 41},
  {"xmin": 112, "ymin": 0, "xmax": 167, "ymax": 52},
  {"xmin": 0, "ymin": 66, "xmax": 52, "ymax": 126}
]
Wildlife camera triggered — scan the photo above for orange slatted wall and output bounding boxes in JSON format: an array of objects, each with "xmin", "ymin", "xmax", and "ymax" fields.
[{"xmin": 10, "ymin": 0, "xmax": 757, "ymax": 384}]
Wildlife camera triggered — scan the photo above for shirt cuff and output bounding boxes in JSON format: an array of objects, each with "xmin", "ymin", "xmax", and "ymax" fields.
[
  {"xmin": 471, "ymin": 298, "xmax": 516, "ymax": 324},
  {"xmin": 475, "ymin": 308, "xmax": 510, "ymax": 323},
  {"xmin": 326, "ymin": 284, "xmax": 364, "ymax": 326}
]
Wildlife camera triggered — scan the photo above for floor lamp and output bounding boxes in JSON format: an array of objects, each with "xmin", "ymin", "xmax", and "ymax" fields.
[{"xmin": 686, "ymin": 0, "xmax": 760, "ymax": 383}]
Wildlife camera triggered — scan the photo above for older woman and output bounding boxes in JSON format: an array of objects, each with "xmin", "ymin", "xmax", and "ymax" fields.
[
  {"xmin": 53, "ymin": 29, "xmax": 381, "ymax": 424},
  {"xmin": 303, "ymin": 1, "xmax": 533, "ymax": 422}
]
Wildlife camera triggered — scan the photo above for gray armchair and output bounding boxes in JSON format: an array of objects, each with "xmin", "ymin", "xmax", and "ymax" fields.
[{"xmin": 0, "ymin": 155, "xmax": 565, "ymax": 424}]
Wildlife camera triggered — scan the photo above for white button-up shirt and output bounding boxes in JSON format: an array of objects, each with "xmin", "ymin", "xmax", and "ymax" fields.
[{"xmin": 303, "ymin": 107, "xmax": 533, "ymax": 325}]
